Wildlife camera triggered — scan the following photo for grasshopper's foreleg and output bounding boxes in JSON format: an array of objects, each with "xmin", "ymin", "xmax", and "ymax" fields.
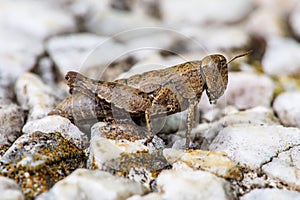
[{"xmin": 186, "ymin": 100, "xmax": 197, "ymax": 149}]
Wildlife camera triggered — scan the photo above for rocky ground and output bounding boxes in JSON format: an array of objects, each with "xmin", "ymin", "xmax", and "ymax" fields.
[{"xmin": 1, "ymin": 0, "xmax": 300, "ymax": 199}]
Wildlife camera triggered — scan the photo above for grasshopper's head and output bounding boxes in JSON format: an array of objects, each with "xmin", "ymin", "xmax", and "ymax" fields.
[
  {"xmin": 200, "ymin": 51, "xmax": 251, "ymax": 104},
  {"xmin": 200, "ymin": 54, "xmax": 228, "ymax": 104}
]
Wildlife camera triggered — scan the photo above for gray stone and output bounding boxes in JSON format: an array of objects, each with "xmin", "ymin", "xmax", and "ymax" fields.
[
  {"xmin": 0, "ymin": 100, "xmax": 24, "ymax": 155},
  {"xmin": 37, "ymin": 169, "xmax": 148, "ymax": 200},
  {"xmin": 273, "ymin": 91, "xmax": 300, "ymax": 128},
  {"xmin": 0, "ymin": 176, "xmax": 25, "ymax": 200},
  {"xmin": 241, "ymin": 188, "xmax": 300, "ymax": 200}
]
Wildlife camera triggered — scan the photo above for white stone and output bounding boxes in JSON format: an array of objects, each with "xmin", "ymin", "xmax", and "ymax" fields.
[
  {"xmin": 219, "ymin": 72, "xmax": 274, "ymax": 109},
  {"xmin": 0, "ymin": 29, "xmax": 43, "ymax": 86},
  {"xmin": 0, "ymin": 100, "xmax": 24, "ymax": 148},
  {"xmin": 46, "ymin": 33, "xmax": 126, "ymax": 78},
  {"xmin": 193, "ymin": 106, "xmax": 279, "ymax": 148},
  {"xmin": 0, "ymin": 176, "xmax": 25, "ymax": 200},
  {"xmin": 22, "ymin": 115, "xmax": 88, "ymax": 150},
  {"xmin": 0, "ymin": 0, "xmax": 77, "ymax": 40},
  {"xmin": 160, "ymin": 0, "xmax": 253, "ymax": 25},
  {"xmin": 15, "ymin": 73, "xmax": 64, "ymax": 121},
  {"xmin": 241, "ymin": 188, "xmax": 300, "ymax": 200},
  {"xmin": 156, "ymin": 167, "xmax": 234, "ymax": 200},
  {"xmin": 290, "ymin": 2, "xmax": 300, "ymax": 38},
  {"xmin": 85, "ymin": 9, "xmax": 159, "ymax": 36},
  {"xmin": 262, "ymin": 146, "xmax": 300, "ymax": 188},
  {"xmin": 36, "ymin": 169, "xmax": 147, "ymax": 200},
  {"xmin": 209, "ymin": 125, "xmax": 300, "ymax": 169},
  {"xmin": 180, "ymin": 25, "xmax": 250, "ymax": 51},
  {"xmin": 262, "ymin": 37, "xmax": 300, "ymax": 76},
  {"xmin": 252, "ymin": 0, "xmax": 298, "ymax": 16},
  {"xmin": 246, "ymin": 8, "xmax": 286, "ymax": 39},
  {"xmin": 120, "ymin": 28, "xmax": 180, "ymax": 60},
  {"xmin": 273, "ymin": 91, "xmax": 300, "ymax": 128}
]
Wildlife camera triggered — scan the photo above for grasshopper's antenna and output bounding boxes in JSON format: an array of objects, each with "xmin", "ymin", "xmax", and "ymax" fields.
[{"xmin": 227, "ymin": 50, "xmax": 252, "ymax": 65}]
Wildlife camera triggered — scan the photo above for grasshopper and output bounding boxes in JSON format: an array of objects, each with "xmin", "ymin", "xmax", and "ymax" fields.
[{"xmin": 50, "ymin": 51, "xmax": 250, "ymax": 148}]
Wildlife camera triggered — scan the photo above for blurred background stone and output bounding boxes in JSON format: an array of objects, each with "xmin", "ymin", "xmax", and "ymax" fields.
[{"xmin": 0, "ymin": 0, "xmax": 300, "ymax": 199}]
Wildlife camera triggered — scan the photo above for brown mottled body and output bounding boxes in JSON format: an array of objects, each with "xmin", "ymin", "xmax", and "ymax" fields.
[
  {"xmin": 115, "ymin": 55, "xmax": 228, "ymax": 147},
  {"xmin": 50, "ymin": 52, "xmax": 250, "ymax": 148}
]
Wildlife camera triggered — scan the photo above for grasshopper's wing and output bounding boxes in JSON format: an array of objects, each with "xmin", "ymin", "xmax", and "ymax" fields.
[
  {"xmin": 65, "ymin": 72, "xmax": 151, "ymax": 113},
  {"xmin": 101, "ymin": 84, "xmax": 152, "ymax": 113}
]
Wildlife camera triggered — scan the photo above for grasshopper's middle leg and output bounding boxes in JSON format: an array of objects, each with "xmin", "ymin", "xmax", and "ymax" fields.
[
  {"xmin": 145, "ymin": 87, "xmax": 179, "ymax": 143},
  {"xmin": 186, "ymin": 100, "xmax": 197, "ymax": 149}
]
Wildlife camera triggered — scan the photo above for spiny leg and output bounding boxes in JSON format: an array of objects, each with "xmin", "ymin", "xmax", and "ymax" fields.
[
  {"xmin": 145, "ymin": 110, "xmax": 153, "ymax": 136},
  {"xmin": 144, "ymin": 87, "xmax": 177, "ymax": 143},
  {"xmin": 186, "ymin": 100, "xmax": 197, "ymax": 149}
]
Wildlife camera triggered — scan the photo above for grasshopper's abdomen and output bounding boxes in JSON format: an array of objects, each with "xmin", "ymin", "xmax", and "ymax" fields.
[{"xmin": 49, "ymin": 93, "xmax": 113, "ymax": 126}]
